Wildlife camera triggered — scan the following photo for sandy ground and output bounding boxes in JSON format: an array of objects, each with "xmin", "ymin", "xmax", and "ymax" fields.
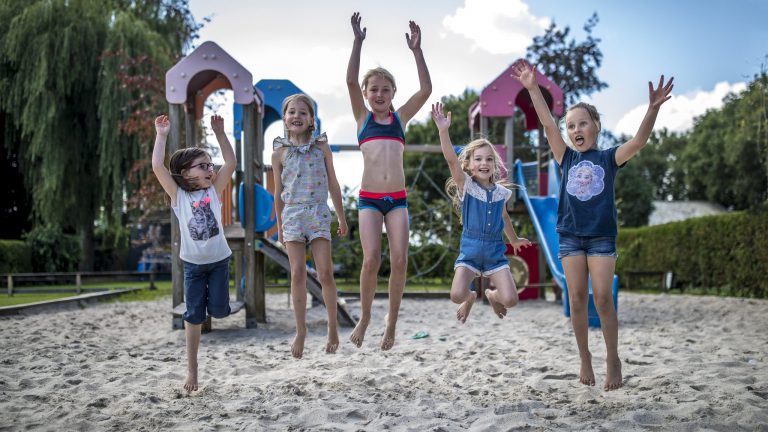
[{"xmin": 1, "ymin": 291, "xmax": 766, "ymax": 431}]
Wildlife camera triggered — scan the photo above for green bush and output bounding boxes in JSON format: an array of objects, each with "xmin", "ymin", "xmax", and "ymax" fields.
[
  {"xmin": 617, "ymin": 211, "xmax": 768, "ymax": 298},
  {"xmin": 23, "ymin": 225, "xmax": 81, "ymax": 272},
  {"xmin": 0, "ymin": 240, "xmax": 32, "ymax": 273}
]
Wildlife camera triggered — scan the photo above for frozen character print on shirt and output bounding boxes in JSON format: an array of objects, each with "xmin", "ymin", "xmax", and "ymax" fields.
[
  {"xmin": 566, "ymin": 161, "xmax": 605, "ymax": 201},
  {"xmin": 187, "ymin": 193, "xmax": 220, "ymax": 241}
]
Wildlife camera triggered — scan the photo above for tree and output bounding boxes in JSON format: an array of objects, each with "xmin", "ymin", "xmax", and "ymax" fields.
[
  {"xmin": 525, "ymin": 13, "xmax": 608, "ymax": 106},
  {"xmin": 0, "ymin": 0, "xmax": 200, "ymax": 269}
]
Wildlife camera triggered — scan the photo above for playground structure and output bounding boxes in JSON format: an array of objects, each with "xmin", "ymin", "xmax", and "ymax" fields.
[
  {"xmin": 162, "ymin": 40, "xmax": 618, "ymax": 329},
  {"xmin": 163, "ymin": 41, "xmax": 355, "ymax": 330}
]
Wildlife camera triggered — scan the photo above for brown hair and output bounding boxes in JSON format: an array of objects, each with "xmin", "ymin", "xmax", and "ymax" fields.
[
  {"xmin": 445, "ymin": 138, "xmax": 515, "ymax": 223},
  {"xmin": 282, "ymin": 93, "xmax": 316, "ymax": 143},
  {"xmin": 361, "ymin": 67, "xmax": 397, "ymax": 112},
  {"xmin": 169, "ymin": 147, "xmax": 210, "ymax": 191}
]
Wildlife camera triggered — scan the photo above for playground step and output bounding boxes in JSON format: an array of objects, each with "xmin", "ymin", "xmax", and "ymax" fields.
[{"xmin": 171, "ymin": 301, "xmax": 245, "ymax": 315}]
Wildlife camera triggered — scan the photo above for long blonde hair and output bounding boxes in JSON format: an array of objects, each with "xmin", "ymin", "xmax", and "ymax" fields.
[
  {"xmin": 361, "ymin": 67, "xmax": 397, "ymax": 112},
  {"xmin": 445, "ymin": 139, "xmax": 515, "ymax": 223},
  {"xmin": 282, "ymin": 93, "xmax": 316, "ymax": 143}
]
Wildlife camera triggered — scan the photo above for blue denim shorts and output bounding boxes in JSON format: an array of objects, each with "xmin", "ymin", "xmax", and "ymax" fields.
[
  {"xmin": 455, "ymin": 234, "xmax": 509, "ymax": 277},
  {"xmin": 557, "ymin": 233, "xmax": 617, "ymax": 259},
  {"xmin": 182, "ymin": 256, "xmax": 231, "ymax": 324}
]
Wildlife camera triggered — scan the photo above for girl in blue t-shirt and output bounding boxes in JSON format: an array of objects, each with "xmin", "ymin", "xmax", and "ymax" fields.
[
  {"xmin": 432, "ymin": 102, "xmax": 531, "ymax": 324},
  {"xmin": 512, "ymin": 59, "xmax": 673, "ymax": 391}
]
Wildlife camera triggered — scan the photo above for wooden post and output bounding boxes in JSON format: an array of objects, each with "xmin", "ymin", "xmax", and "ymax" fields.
[
  {"xmin": 242, "ymin": 102, "xmax": 262, "ymax": 327},
  {"xmin": 76, "ymin": 273, "xmax": 82, "ymax": 294},
  {"xmin": 7, "ymin": 275, "xmax": 13, "ymax": 296},
  {"xmin": 149, "ymin": 272, "xmax": 156, "ymax": 291},
  {"xmin": 169, "ymin": 103, "xmax": 185, "ymax": 330}
]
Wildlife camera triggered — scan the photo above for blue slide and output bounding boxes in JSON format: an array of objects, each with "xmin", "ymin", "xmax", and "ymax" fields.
[{"xmin": 514, "ymin": 160, "xmax": 618, "ymax": 327}]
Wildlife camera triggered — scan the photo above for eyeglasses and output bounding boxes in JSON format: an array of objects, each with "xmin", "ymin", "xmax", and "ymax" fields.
[{"xmin": 190, "ymin": 162, "xmax": 215, "ymax": 171}]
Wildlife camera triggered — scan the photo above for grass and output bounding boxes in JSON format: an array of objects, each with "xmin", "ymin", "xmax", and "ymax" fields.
[{"xmin": 0, "ymin": 278, "xmax": 454, "ymax": 308}]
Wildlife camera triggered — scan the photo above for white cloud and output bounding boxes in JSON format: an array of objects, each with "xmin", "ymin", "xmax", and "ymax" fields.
[
  {"xmin": 613, "ymin": 81, "xmax": 748, "ymax": 136},
  {"xmin": 442, "ymin": 0, "xmax": 549, "ymax": 55}
]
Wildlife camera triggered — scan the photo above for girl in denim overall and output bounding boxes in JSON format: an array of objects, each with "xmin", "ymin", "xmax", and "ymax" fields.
[
  {"xmin": 512, "ymin": 59, "xmax": 673, "ymax": 390},
  {"xmin": 271, "ymin": 94, "xmax": 348, "ymax": 359},
  {"xmin": 152, "ymin": 114, "xmax": 236, "ymax": 392},
  {"xmin": 431, "ymin": 102, "xmax": 531, "ymax": 324}
]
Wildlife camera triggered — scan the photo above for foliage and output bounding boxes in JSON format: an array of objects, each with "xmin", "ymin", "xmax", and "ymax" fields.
[
  {"xmin": 0, "ymin": 239, "xmax": 32, "ymax": 273},
  {"xmin": 616, "ymin": 211, "xmax": 767, "ymax": 298},
  {"xmin": 525, "ymin": 13, "xmax": 608, "ymax": 106},
  {"xmin": 23, "ymin": 225, "xmax": 81, "ymax": 272},
  {"xmin": 679, "ymin": 72, "xmax": 768, "ymax": 209},
  {"xmin": 0, "ymin": 0, "xmax": 200, "ymax": 269}
]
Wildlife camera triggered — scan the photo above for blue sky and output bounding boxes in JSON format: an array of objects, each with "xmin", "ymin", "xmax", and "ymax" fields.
[{"xmin": 188, "ymin": 0, "xmax": 767, "ymax": 189}]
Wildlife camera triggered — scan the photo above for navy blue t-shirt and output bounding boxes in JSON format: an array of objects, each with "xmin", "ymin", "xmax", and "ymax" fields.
[{"xmin": 556, "ymin": 146, "xmax": 624, "ymax": 236}]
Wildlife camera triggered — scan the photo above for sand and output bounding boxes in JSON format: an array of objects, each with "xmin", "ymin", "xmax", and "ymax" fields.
[{"xmin": 1, "ymin": 292, "xmax": 766, "ymax": 431}]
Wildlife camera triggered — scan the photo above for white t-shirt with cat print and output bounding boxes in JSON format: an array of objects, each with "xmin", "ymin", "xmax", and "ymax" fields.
[{"xmin": 172, "ymin": 186, "xmax": 231, "ymax": 265}]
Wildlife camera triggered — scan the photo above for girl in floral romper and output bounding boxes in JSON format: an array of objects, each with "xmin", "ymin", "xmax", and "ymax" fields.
[{"xmin": 272, "ymin": 94, "xmax": 348, "ymax": 359}]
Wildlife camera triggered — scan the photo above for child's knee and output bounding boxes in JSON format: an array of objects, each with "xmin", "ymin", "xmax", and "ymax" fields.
[
  {"xmin": 207, "ymin": 303, "xmax": 231, "ymax": 319},
  {"xmin": 361, "ymin": 255, "xmax": 381, "ymax": 272}
]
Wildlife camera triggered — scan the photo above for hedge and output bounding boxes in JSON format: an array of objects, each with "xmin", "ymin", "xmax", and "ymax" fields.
[
  {"xmin": 617, "ymin": 211, "xmax": 767, "ymax": 298},
  {"xmin": 0, "ymin": 240, "xmax": 32, "ymax": 273}
]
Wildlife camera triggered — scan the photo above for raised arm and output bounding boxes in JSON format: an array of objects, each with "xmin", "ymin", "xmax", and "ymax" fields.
[
  {"xmin": 396, "ymin": 20, "xmax": 432, "ymax": 125},
  {"xmin": 615, "ymin": 75, "xmax": 674, "ymax": 166},
  {"xmin": 320, "ymin": 143, "xmax": 348, "ymax": 237},
  {"xmin": 431, "ymin": 102, "xmax": 465, "ymax": 193},
  {"xmin": 346, "ymin": 13, "xmax": 368, "ymax": 126},
  {"xmin": 210, "ymin": 114, "xmax": 237, "ymax": 198},
  {"xmin": 151, "ymin": 115, "xmax": 178, "ymax": 205},
  {"xmin": 271, "ymin": 149, "xmax": 285, "ymax": 244},
  {"xmin": 510, "ymin": 59, "xmax": 567, "ymax": 164}
]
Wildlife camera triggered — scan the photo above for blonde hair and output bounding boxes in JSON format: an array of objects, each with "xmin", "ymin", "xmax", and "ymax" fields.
[
  {"xmin": 445, "ymin": 138, "xmax": 515, "ymax": 223},
  {"xmin": 282, "ymin": 93, "xmax": 316, "ymax": 143},
  {"xmin": 361, "ymin": 67, "xmax": 397, "ymax": 112}
]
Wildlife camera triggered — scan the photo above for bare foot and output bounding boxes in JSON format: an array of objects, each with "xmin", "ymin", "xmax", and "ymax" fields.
[
  {"xmin": 381, "ymin": 322, "xmax": 396, "ymax": 351},
  {"xmin": 604, "ymin": 355, "xmax": 623, "ymax": 391},
  {"xmin": 184, "ymin": 362, "xmax": 198, "ymax": 392},
  {"xmin": 580, "ymin": 352, "xmax": 596, "ymax": 386},
  {"xmin": 485, "ymin": 290, "xmax": 507, "ymax": 319},
  {"xmin": 348, "ymin": 317, "xmax": 369, "ymax": 348},
  {"xmin": 326, "ymin": 326, "xmax": 339, "ymax": 354},
  {"xmin": 456, "ymin": 291, "xmax": 477, "ymax": 324},
  {"xmin": 291, "ymin": 329, "xmax": 307, "ymax": 359}
]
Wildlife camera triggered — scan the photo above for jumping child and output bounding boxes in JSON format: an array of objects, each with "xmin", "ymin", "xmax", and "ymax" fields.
[
  {"xmin": 271, "ymin": 94, "xmax": 348, "ymax": 359},
  {"xmin": 431, "ymin": 102, "xmax": 531, "ymax": 324},
  {"xmin": 345, "ymin": 12, "xmax": 432, "ymax": 350},
  {"xmin": 511, "ymin": 59, "xmax": 673, "ymax": 390},
  {"xmin": 152, "ymin": 114, "xmax": 237, "ymax": 392}
]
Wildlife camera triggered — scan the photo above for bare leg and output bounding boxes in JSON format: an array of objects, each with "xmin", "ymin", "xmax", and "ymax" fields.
[
  {"xmin": 310, "ymin": 238, "xmax": 339, "ymax": 354},
  {"xmin": 485, "ymin": 269, "xmax": 519, "ymax": 318},
  {"xmin": 184, "ymin": 322, "xmax": 201, "ymax": 392},
  {"xmin": 349, "ymin": 209, "xmax": 383, "ymax": 348},
  {"xmin": 451, "ymin": 267, "xmax": 477, "ymax": 323},
  {"xmin": 562, "ymin": 255, "xmax": 594, "ymax": 386},
  {"xmin": 380, "ymin": 208, "xmax": 409, "ymax": 350},
  {"xmin": 286, "ymin": 241, "xmax": 308, "ymax": 359},
  {"xmin": 588, "ymin": 256, "xmax": 622, "ymax": 391}
]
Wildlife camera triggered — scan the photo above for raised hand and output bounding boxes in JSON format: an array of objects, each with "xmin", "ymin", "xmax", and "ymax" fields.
[
  {"xmin": 510, "ymin": 59, "xmax": 537, "ymax": 90},
  {"xmin": 154, "ymin": 115, "xmax": 170, "ymax": 137},
  {"xmin": 210, "ymin": 114, "xmax": 225, "ymax": 135},
  {"xmin": 405, "ymin": 20, "xmax": 421, "ymax": 50},
  {"xmin": 351, "ymin": 12, "xmax": 366, "ymax": 41},
  {"xmin": 649, "ymin": 75, "xmax": 674, "ymax": 110},
  {"xmin": 431, "ymin": 102, "xmax": 451, "ymax": 131}
]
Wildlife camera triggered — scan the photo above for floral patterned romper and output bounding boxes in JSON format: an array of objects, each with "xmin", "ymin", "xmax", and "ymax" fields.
[{"xmin": 274, "ymin": 133, "xmax": 332, "ymax": 243}]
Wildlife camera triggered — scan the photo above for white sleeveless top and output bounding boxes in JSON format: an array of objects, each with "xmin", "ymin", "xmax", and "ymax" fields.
[{"xmin": 172, "ymin": 186, "xmax": 231, "ymax": 265}]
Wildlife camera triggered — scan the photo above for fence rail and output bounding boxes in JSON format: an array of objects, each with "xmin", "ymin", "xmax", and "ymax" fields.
[{"xmin": 5, "ymin": 271, "xmax": 168, "ymax": 296}]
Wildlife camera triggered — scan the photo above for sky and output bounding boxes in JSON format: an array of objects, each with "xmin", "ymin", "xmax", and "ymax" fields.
[{"xmin": 188, "ymin": 0, "xmax": 767, "ymax": 190}]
